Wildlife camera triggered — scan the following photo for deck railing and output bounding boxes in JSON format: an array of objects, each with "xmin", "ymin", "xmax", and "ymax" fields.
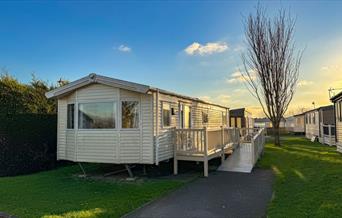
[
  {"xmin": 174, "ymin": 128, "xmax": 206, "ymax": 155},
  {"xmin": 238, "ymin": 128, "xmax": 265, "ymax": 165},
  {"xmin": 174, "ymin": 127, "xmax": 265, "ymax": 177},
  {"xmin": 239, "ymin": 128, "xmax": 260, "ymax": 142},
  {"xmin": 174, "ymin": 127, "xmax": 240, "ymax": 177},
  {"xmin": 251, "ymin": 128, "xmax": 266, "ymax": 165},
  {"xmin": 174, "ymin": 127, "xmax": 240, "ymax": 155}
]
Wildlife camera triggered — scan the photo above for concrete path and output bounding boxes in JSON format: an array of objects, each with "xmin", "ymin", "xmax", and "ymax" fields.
[{"xmin": 125, "ymin": 169, "xmax": 274, "ymax": 218}]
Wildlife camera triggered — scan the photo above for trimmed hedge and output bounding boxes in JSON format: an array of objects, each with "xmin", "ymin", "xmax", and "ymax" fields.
[{"xmin": 0, "ymin": 114, "xmax": 58, "ymax": 176}]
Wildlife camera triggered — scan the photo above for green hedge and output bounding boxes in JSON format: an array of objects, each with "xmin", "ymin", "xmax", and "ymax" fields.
[{"xmin": 0, "ymin": 114, "xmax": 58, "ymax": 176}]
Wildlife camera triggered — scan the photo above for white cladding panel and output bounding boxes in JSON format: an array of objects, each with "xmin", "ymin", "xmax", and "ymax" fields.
[{"xmin": 56, "ymin": 84, "xmax": 154, "ymax": 164}]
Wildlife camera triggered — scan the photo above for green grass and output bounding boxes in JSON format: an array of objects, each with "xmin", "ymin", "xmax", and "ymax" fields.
[
  {"xmin": 0, "ymin": 165, "xmax": 188, "ymax": 218},
  {"xmin": 258, "ymin": 136, "xmax": 342, "ymax": 217}
]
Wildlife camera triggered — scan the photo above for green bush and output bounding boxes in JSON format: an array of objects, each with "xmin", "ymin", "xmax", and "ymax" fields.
[{"xmin": 0, "ymin": 114, "xmax": 58, "ymax": 176}]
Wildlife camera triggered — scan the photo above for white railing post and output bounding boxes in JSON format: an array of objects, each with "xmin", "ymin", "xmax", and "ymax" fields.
[
  {"xmin": 221, "ymin": 126, "xmax": 225, "ymax": 164},
  {"xmin": 328, "ymin": 125, "xmax": 332, "ymax": 144},
  {"xmin": 203, "ymin": 127, "xmax": 208, "ymax": 177},
  {"xmin": 173, "ymin": 128, "xmax": 178, "ymax": 175}
]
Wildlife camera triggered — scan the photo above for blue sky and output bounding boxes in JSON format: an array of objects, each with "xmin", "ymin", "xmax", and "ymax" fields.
[{"xmin": 1, "ymin": 1, "xmax": 342, "ymax": 116}]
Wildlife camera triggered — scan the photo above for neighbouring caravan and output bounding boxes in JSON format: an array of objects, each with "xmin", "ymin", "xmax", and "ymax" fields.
[
  {"xmin": 331, "ymin": 91, "xmax": 342, "ymax": 153},
  {"xmin": 253, "ymin": 118, "xmax": 286, "ymax": 128},
  {"xmin": 284, "ymin": 116, "xmax": 295, "ymax": 132},
  {"xmin": 45, "ymin": 74, "xmax": 229, "ymax": 165},
  {"xmin": 229, "ymin": 108, "xmax": 254, "ymax": 128},
  {"xmin": 292, "ymin": 113, "xmax": 305, "ymax": 134},
  {"xmin": 304, "ymin": 105, "xmax": 335, "ymax": 145}
]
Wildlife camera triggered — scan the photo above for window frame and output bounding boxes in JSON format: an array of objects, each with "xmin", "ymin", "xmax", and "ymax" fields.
[
  {"xmin": 77, "ymin": 100, "xmax": 118, "ymax": 130},
  {"xmin": 202, "ymin": 111, "xmax": 209, "ymax": 124},
  {"xmin": 67, "ymin": 103, "xmax": 75, "ymax": 129},
  {"xmin": 222, "ymin": 112, "xmax": 227, "ymax": 126},
  {"xmin": 162, "ymin": 102, "xmax": 172, "ymax": 129},
  {"xmin": 180, "ymin": 104, "xmax": 191, "ymax": 129},
  {"xmin": 121, "ymin": 99, "xmax": 141, "ymax": 130}
]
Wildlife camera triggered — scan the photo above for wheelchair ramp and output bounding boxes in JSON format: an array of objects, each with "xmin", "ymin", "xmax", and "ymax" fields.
[{"xmin": 217, "ymin": 145, "xmax": 254, "ymax": 173}]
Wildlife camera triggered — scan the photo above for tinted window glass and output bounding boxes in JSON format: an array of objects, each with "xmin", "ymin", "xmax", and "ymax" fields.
[
  {"xmin": 67, "ymin": 104, "xmax": 74, "ymax": 129},
  {"xmin": 78, "ymin": 102, "xmax": 116, "ymax": 129},
  {"xmin": 122, "ymin": 101, "xmax": 139, "ymax": 128},
  {"xmin": 163, "ymin": 103, "xmax": 171, "ymax": 127}
]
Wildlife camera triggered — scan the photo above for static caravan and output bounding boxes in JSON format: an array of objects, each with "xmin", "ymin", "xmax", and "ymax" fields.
[
  {"xmin": 253, "ymin": 118, "xmax": 286, "ymax": 128},
  {"xmin": 304, "ymin": 105, "xmax": 335, "ymax": 145},
  {"xmin": 331, "ymin": 92, "xmax": 342, "ymax": 152},
  {"xmin": 253, "ymin": 118, "xmax": 272, "ymax": 128},
  {"xmin": 45, "ymin": 74, "xmax": 230, "ymax": 166},
  {"xmin": 284, "ymin": 116, "xmax": 295, "ymax": 132},
  {"xmin": 292, "ymin": 113, "xmax": 305, "ymax": 134},
  {"xmin": 229, "ymin": 108, "xmax": 254, "ymax": 128}
]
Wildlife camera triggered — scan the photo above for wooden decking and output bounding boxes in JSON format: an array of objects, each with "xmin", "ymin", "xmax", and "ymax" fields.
[{"xmin": 173, "ymin": 127, "xmax": 266, "ymax": 177}]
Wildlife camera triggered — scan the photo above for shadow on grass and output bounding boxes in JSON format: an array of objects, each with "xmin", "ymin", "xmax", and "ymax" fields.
[
  {"xmin": 257, "ymin": 136, "xmax": 342, "ymax": 217},
  {"xmin": 42, "ymin": 208, "xmax": 105, "ymax": 218}
]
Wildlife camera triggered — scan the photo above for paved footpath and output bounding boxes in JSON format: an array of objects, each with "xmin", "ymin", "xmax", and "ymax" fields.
[{"xmin": 125, "ymin": 169, "xmax": 274, "ymax": 218}]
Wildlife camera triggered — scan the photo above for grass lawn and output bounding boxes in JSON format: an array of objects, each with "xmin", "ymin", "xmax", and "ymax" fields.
[
  {"xmin": 0, "ymin": 165, "xmax": 189, "ymax": 218},
  {"xmin": 258, "ymin": 136, "xmax": 342, "ymax": 217}
]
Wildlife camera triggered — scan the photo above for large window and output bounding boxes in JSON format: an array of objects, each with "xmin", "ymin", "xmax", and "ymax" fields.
[
  {"xmin": 162, "ymin": 103, "xmax": 171, "ymax": 127},
  {"xmin": 78, "ymin": 102, "xmax": 116, "ymax": 129},
  {"xmin": 67, "ymin": 104, "xmax": 74, "ymax": 129},
  {"xmin": 122, "ymin": 101, "xmax": 139, "ymax": 128}
]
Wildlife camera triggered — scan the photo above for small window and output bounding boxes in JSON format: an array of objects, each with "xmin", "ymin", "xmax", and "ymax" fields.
[
  {"xmin": 78, "ymin": 102, "xmax": 116, "ymax": 129},
  {"xmin": 122, "ymin": 101, "xmax": 139, "ymax": 128},
  {"xmin": 162, "ymin": 103, "xmax": 171, "ymax": 127},
  {"xmin": 202, "ymin": 111, "xmax": 209, "ymax": 124},
  {"xmin": 67, "ymin": 104, "xmax": 74, "ymax": 129}
]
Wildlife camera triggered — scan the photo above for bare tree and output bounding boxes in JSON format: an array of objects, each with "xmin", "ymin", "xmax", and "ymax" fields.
[{"xmin": 241, "ymin": 6, "xmax": 303, "ymax": 146}]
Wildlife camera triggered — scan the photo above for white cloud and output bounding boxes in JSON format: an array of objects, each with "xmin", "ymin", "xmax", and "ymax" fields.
[
  {"xmin": 117, "ymin": 44, "xmax": 131, "ymax": 52},
  {"xmin": 226, "ymin": 70, "xmax": 256, "ymax": 84},
  {"xmin": 297, "ymin": 80, "xmax": 314, "ymax": 87},
  {"xmin": 199, "ymin": 96, "xmax": 211, "ymax": 102},
  {"xmin": 184, "ymin": 41, "xmax": 228, "ymax": 56}
]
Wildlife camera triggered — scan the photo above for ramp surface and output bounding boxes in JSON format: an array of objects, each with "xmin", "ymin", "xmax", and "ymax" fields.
[{"xmin": 218, "ymin": 145, "xmax": 254, "ymax": 173}]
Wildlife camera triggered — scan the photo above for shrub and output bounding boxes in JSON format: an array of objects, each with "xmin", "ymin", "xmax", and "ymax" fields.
[{"xmin": 0, "ymin": 114, "xmax": 58, "ymax": 176}]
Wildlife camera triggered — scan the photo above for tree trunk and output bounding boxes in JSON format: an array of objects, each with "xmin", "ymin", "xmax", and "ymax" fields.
[{"xmin": 273, "ymin": 124, "xmax": 281, "ymax": 146}]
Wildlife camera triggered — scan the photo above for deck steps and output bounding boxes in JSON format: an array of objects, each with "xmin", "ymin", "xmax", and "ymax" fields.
[{"xmin": 217, "ymin": 146, "xmax": 254, "ymax": 173}]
